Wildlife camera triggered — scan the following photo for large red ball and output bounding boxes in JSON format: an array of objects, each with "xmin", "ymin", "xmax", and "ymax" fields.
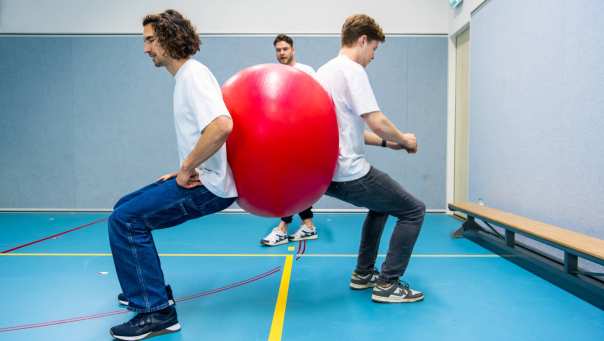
[{"xmin": 222, "ymin": 64, "xmax": 338, "ymax": 217}]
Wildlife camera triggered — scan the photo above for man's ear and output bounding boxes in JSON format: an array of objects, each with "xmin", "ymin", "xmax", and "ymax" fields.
[{"xmin": 359, "ymin": 35, "xmax": 367, "ymax": 47}]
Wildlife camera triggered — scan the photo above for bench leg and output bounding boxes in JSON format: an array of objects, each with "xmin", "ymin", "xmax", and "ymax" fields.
[
  {"xmin": 452, "ymin": 216, "xmax": 479, "ymax": 239},
  {"xmin": 505, "ymin": 230, "xmax": 515, "ymax": 247},
  {"xmin": 564, "ymin": 252, "xmax": 578, "ymax": 275}
]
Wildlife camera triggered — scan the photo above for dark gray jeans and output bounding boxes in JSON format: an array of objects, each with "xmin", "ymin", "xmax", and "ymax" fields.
[{"xmin": 326, "ymin": 167, "xmax": 425, "ymax": 283}]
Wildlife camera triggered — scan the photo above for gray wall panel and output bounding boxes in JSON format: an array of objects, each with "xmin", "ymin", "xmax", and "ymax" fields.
[
  {"xmin": 0, "ymin": 38, "xmax": 77, "ymax": 207},
  {"xmin": 0, "ymin": 35, "xmax": 448, "ymax": 210},
  {"xmin": 470, "ymin": 0, "xmax": 604, "ymax": 241},
  {"xmin": 70, "ymin": 38, "xmax": 178, "ymax": 207}
]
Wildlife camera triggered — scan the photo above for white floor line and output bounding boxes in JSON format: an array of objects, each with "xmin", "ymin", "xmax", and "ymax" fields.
[
  {"xmin": 300, "ymin": 254, "xmax": 503, "ymax": 258},
  {"xmin": 0, "ymin": 252, "xmax": 505, "ymax": 258}
]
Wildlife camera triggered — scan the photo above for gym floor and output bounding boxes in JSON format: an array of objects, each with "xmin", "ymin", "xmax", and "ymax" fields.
[{"xmin": 1, "ymin": 212, "xmax": 602, "ymax": 340}]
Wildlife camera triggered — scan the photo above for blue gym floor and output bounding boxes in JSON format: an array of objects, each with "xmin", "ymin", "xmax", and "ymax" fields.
[{"xmin": 0, "ymin": 212, "xmax": 602, "ymax": 340}]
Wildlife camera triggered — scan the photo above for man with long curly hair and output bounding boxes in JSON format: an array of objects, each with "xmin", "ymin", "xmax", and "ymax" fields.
[{"xmin": 108, "ymin": 9, "xmax": 237, "ymax": 340}]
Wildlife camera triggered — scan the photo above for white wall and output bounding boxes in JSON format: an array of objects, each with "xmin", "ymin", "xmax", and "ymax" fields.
[
  {"xmin": 0, "ymin": 0, "xmax": 449, "ymax": 34},
  {"xmin": 448, "ymin": 0, "xmax": 487, "ymax": 35},
  {"xmin": 445, "ymin": 0, "xmax": 487, "ymax": 208}
]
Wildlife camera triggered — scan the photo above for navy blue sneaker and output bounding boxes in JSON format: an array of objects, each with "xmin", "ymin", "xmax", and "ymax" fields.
[{"xmin": 110, "ymin": 305, "xmax": 180, "ymax": 340}]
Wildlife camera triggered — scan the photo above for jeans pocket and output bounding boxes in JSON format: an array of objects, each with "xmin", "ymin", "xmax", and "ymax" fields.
[{"xmin": 143, "ymin": 199, "xmax": 192, "ymax": 229}]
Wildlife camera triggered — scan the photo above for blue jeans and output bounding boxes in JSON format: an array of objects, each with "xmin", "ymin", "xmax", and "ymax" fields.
[
  {"xmin": 326, "ymin": 167, "xmax": 425, "ymax": 283},
  {"xmin": 108, "ymin": 178, "xmax": 236, "ymax": 313}
]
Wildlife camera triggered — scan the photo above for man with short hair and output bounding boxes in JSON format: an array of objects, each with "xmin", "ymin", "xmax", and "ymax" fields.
[
  {"xmin": 316, "ymin": 14, "xmax": 426, "ymax": 303},
  {"xmin": 108, "ymin": 9, "xmax": 237, "ymax": 339},
  {"xmin": 273, "ymin": 33, "xmax": 315, "ymax": 75},
  {"xmin": 260, "ymin": 34, "xmax": 319, "ymax": 246}
]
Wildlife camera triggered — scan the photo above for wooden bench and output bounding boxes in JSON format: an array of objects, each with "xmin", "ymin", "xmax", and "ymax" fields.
[{"xmin": 448, "ymin": 201, "xmax": 604, "ymax": 308}]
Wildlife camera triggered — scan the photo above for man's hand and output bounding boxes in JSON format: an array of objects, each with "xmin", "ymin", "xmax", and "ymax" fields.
[
  {"xmin": 400, "ymin": 133, "xmax": 418, "ymax": 153},
  {"xmin": 386, "ymin": 141, "xmax": 404, "ymax": 150},
  {"xmin": 176, "ymin": 168, "xmax": 202, "ymax": 189},
  {"xmin": 157, "ymin": 172, "xmax": 178, "ymax": 182}
]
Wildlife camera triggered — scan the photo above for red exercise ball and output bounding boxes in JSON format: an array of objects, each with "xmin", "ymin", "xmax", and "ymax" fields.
[{"xmin": 222, "ymin": 63, "xmax": 339, "ymax": 217}]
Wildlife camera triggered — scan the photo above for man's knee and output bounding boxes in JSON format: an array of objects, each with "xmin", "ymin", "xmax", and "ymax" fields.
[
  {"xmin": 392, "ymin": 198, "xmax": 425, "ymax": 223},
  {"xmin": 108, "ymin": 208, "xmax": 139, "ymax": 235},
  {"xmin": 415, "ymin": 200, "xmax": 426, "ymax": 216},
  {"xmin": 113, "ymin": 195, "xmax": 129, "ymax": 210},
  {"xmin": 108, "ymin": 209, "xmax": 125, "ymax": 235},
  {"xmin": 411, "ymin": 200, "xmax": 426, "ymax": 222}
]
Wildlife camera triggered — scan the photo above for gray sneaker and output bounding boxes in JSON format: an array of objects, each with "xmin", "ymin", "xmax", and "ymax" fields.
[
  {"xmin": 371, "ymin": 281, "xmax": 424, "ymax": 303},
  {"xmin": 349, "ymin": 269, "xmax": 379, "ymax": 290}
]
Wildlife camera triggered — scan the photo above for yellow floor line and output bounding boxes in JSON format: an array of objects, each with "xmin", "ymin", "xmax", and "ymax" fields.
[{"xmin": 268, "ymin": 255, "xmax": 293, "ymax": 341}]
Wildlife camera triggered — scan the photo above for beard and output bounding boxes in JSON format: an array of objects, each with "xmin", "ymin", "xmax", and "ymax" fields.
[
  {"xmin": 149, "ymin": 54, "xmax": 164, "ymax": 67},
  {"xmin": 279, "ymin": 55, "xmax": 293, "ymax": 65}
]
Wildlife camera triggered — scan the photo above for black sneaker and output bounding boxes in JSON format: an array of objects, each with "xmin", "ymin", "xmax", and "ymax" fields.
[
  {"xmin": 110, "ymin": 305, "xmax": 180, "ymax": 340},
  {"xmin": 349, "ymin": 269, "xmax": 379, "ymax": 290},
  {"xmin": 371, "ymin": 280, "xmax": 424, "ymax": 303},
  {"xmin": 118, "ymin": 285, "xmax": 175, "ymax": 307}
]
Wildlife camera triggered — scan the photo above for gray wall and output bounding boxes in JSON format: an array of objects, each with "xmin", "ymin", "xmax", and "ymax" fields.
[
  {"xmin": 469, "ymin": 0, "xmax": 604, "ymax": 252},
  {"xmin": 0, "ymin": 35, "xmax": 448, "ymax": 210},
  {"xmin": 0, "ymin": 0, "xmax": 449, "ymax": 34}
]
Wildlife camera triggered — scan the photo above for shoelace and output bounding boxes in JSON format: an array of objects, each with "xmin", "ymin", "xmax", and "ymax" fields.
[
  {"xmin": 364, "ymin": 269, "xmax": 379, "ymax": 280},
  {"xmin": 398, "ymin": 280, "xmax": 410, "ymax": 290},
  {"xmin": 379, "ymin": 280, "xmax": 410, "ymax": 293}
]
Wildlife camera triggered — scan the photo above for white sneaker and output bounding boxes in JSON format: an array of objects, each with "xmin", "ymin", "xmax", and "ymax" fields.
[
  {"xmin": 261, "ymin": 227, "xmax": 289, "ymax": 246},
  {"xmin": 289, "ymin": 224, "xmax": 318, "ymax": 241}
]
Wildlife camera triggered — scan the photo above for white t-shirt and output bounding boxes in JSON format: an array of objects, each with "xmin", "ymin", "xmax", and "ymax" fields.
[
  {"xmin": 316, "ymin": 54, "xmax": 380, "ymax": 182},
  {"xmin": 173, "ymin": 59, "xmax": 237, "ymax": 198},
  {"xmin": 292, "ymin": 62, "xmax": 316, "ymax": 77}
]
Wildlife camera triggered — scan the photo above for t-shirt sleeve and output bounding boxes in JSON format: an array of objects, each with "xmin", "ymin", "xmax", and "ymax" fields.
[
  {"xmin": 347, "ymin": 67, "xmax": 380, "ymax": 117},
  {"xmin": 186, "ymin": 71, "xmax": 231, "ymax": 131}
]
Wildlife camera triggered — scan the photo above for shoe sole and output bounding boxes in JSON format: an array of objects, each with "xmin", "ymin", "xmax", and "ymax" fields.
[
  {"xmin": 260, "ymin": 239, "xmax": 289, "ymax": 247},
  {"xmin": 111, "ymin": 323, "xmax": 181, "ymax": 340},
  {"xmin": 371, "ymin": 294, "xmax": 424, "ymax": 303},
  {"xmin": 349, "ymin": 282, "xmax": 375, "ymax": 290},
  {"xmin": 118, "ymin": 299, "xmax": 175, "ymax": 307},
  {"xmin": 289, "ymin": 235, "xmax": 318, "ymax": 242}
]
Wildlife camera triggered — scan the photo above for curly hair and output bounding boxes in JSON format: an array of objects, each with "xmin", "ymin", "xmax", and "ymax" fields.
[
  {"xmin": 341, "ymin": 14, "xmax": 385, "ymax": 47},
  {"xmin": 142, "ymin": 9, "xmax": 201, "ymax": 59}
]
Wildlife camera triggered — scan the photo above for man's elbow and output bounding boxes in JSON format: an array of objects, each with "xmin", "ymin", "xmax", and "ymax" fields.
[
  {"xmin": 367, "ymin": 118, "xmax": 387, "ymax": 136},
  {"xmin": 215, "ymin": 116, "xmax": 233, "ymax": 137},
  {"xmin": 364, "ymin": 112, "xmax": 386, "ymax": 134}
]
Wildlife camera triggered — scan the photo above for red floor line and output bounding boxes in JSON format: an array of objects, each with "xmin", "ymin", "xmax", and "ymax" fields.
[
  {"xmin": 0, "ymin": 266, "xmax": 281, "ymax": 333},
  {"xmin": 176, "ymin": 266, "xmax": 281, "ymax": 302},
  {"xmin": 295, "ymin": 239, "xmax": 308, "ymax": 260},
  {"xmin": 1, "ymin": 217, "xmax": 108, "ymax": 254}
]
